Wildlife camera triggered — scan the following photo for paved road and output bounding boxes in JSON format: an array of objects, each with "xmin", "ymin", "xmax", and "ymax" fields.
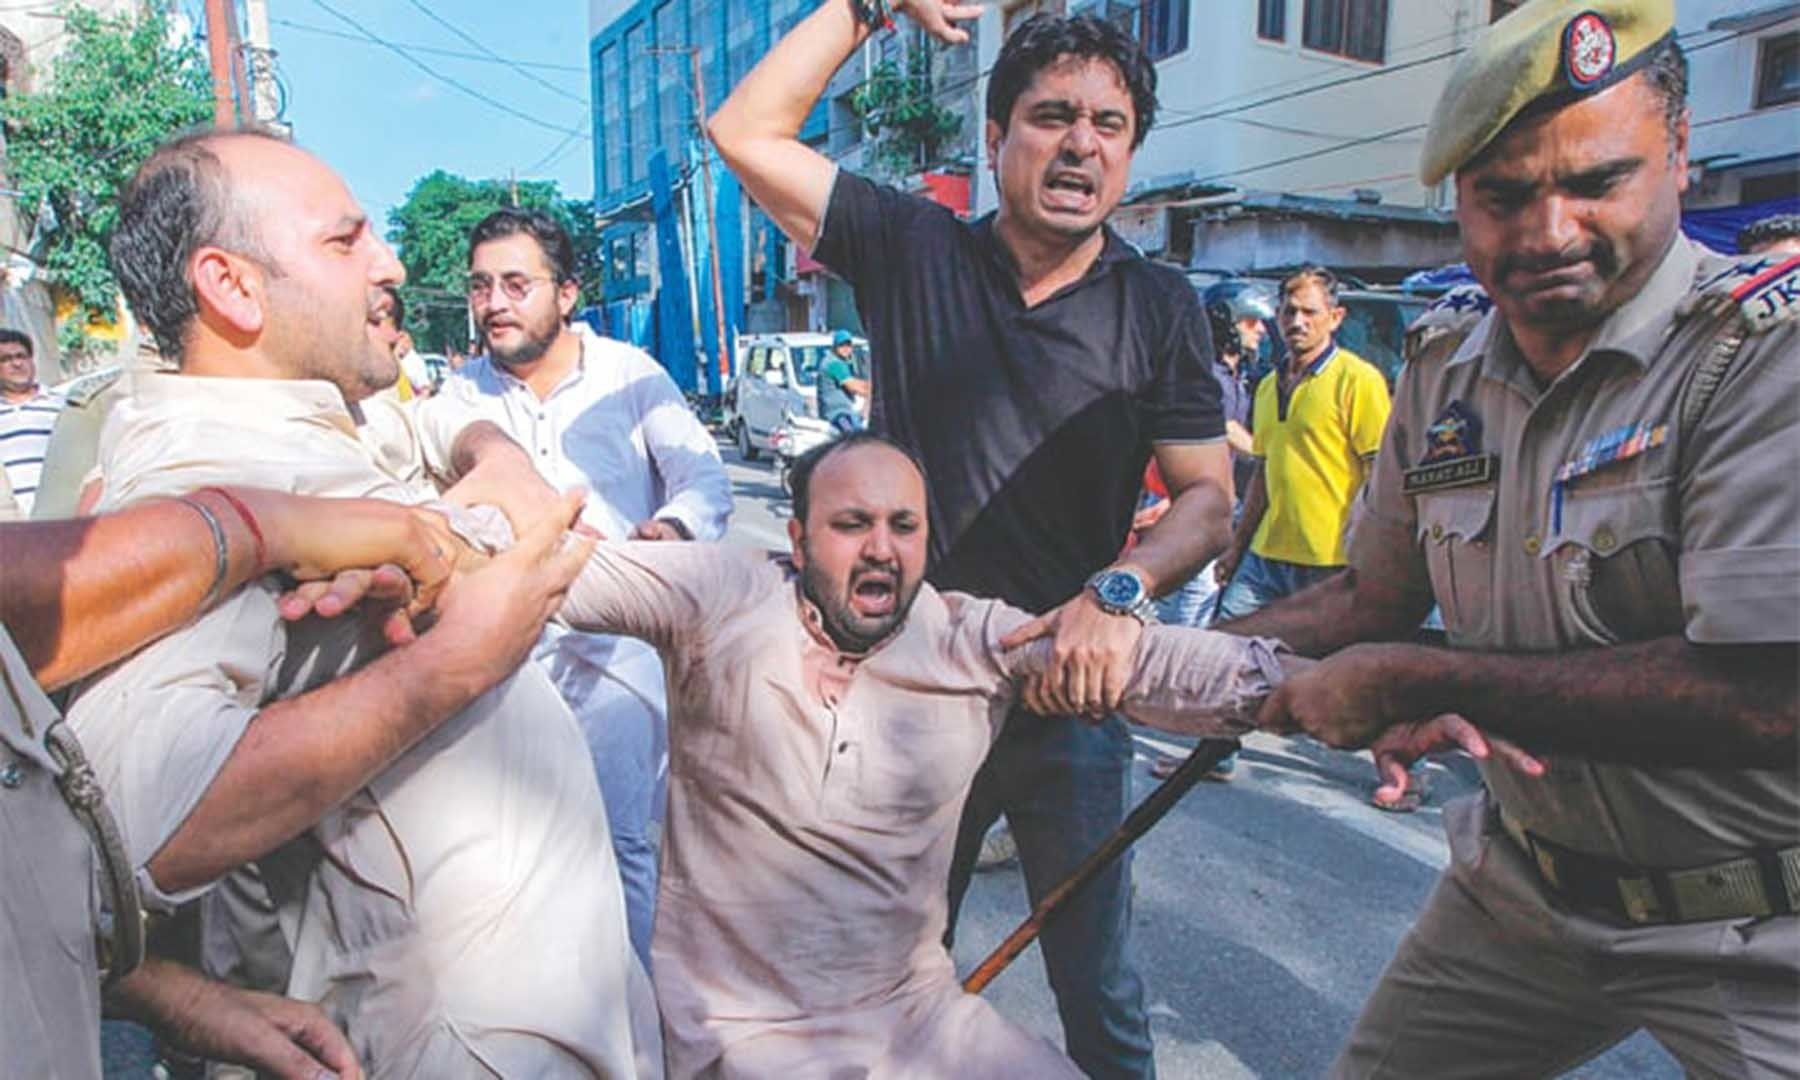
[{"xmin": 104, "ymin": 437, "xmax": 1681, "ymax": 1078}]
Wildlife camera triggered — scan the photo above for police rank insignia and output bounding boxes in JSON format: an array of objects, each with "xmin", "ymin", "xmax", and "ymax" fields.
[
  {"xmin": 1728, "ymin": 254, "xmax": 1800, "ymax": 333},
  {"xmin": 1404, "ymin": 400, "xmax": 1497, "ymax": 493}
]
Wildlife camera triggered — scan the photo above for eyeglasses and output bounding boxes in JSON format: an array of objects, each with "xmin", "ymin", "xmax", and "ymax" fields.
[{"xmin": 466, "ymin": 273, "xmax": 554, "ymax": 303}]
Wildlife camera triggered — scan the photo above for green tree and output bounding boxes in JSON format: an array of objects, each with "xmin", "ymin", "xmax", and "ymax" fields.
[
  {"xmin": 849, "ymin": 48, "xmax": 963, "ymax": 180},
  {"xmin": 0, "ymin": 4, "xmax": 211, "ymax": 354},
  {"xmin": 386, "ymin": 171, "xmax": 602, "ymax": 353}
]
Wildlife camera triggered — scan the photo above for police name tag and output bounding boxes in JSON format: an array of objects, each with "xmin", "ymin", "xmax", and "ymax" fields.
[
  {"xmin": 1404, "ymin": 453, "xmax": 1498, "ymax": 493},
  {"xmin": 1405, "ymin": 400, "xmax": 1497, "ymax": 493}
]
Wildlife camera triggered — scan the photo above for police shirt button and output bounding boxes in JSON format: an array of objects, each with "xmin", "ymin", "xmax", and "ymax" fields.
[
  {"xmin": 0, "ymin": 761, "xmax": 22, "ymax": 789},
  {"xmin": 1593, "ymin": 527, "xmax": 1617, "ymax": 553},
  {"xmin": 1523, "ymin": 534, "xmax": 1543, "ymax": 556},
  {"xmin": 1430, "ymin": 523, "xmax": 1445, "ymax": 541}
]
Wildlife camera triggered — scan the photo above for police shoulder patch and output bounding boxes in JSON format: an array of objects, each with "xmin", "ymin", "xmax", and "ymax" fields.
[{"xmin": 1686, "ymin": 254, "xmax": 1800, "ymax": 335}]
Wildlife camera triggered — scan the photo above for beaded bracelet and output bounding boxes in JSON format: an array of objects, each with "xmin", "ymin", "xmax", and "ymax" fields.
[{"xmin": 174, "ymin": 495, "xmax": 231, "ymax": 612}]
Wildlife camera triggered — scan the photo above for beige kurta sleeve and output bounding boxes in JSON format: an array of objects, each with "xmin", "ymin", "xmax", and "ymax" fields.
[
  {"xmin": 1677, "ymin": 319, "xmax": 1800, "ymax": 644},
  {"xmin": 408, "ymin": 384, "xmax": 479, "ymax": 482},
  {"xmin": 972, "ymin": 598, "xmax": 1292, "ymax": 735},
  {"xmin": 559, "ymin": 541, "xmax": 778, "ymax": 650},
  {"xmin": 64, "ymin": 587, "xmax": 283, "ymax": 913}
]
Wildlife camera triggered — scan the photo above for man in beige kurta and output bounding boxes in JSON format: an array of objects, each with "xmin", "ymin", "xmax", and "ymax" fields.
[
  {"xmin": 69, "ymin": 370, "xmax": 661, "ymax": 1077},
  {"xmin": 548, "ymin": 434, "xmax": 1291, "ymax": 1078}
]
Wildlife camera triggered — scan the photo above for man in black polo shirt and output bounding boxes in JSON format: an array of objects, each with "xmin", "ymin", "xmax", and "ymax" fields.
[{"xmin": 710, "ymin": 8, "xmax": 1232, "ymax": 1076}]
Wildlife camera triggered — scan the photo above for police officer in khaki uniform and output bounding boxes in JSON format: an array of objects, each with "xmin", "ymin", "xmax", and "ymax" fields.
[
  {"xmin": 1, "ymin": 484, "xmax": 582, "ymax": 1077},
  {"xmin": 1230, "ymin": 1, "xmax": 1799, "ymax": 1075}
]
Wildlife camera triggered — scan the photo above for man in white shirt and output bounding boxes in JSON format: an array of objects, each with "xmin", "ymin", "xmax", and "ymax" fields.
[
  {"xmin": 0, "ymin": 328, "xmax": 63, "ymax": 517},
  {"xmin": 418, "ymin": 208, "xmax": 731, "ymax": 962}
]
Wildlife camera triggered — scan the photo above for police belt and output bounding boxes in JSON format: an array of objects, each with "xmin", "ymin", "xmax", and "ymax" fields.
[{"xmin": 1500, "ymin": 808, "xmax": 1800, "ymax": 925}]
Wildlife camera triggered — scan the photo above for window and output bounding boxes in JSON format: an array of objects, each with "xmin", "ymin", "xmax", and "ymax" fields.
[
  {"xmin": 1140, "ymin": 0, "xmax": 1188, "ymax": 61},
  {"xmin": 1302, "ymin": 0, "xmax": 1387, "ymax": 63},
  {"xmin": 1072, "ymin": 0, "xmax": 1185, "ymax": 61},
  {"xmin": 599, "ymin": 43, "xmax": 624, "ymax": 195},
  {"xmin": 624, "ymin": 21, "xmax": 649, "ymax": 184},
  {"xmin": 652, "ymin": 0, "xmax": 689, "ymax": 157},
  {"xmin": 1757, "ymin": 33, "xmax": 1800, "ymax": 109},
  {"xmin": 1258, "ymin": 0, "xmax": 1285, "ymax": 42},
  {"xmin": 1489, "ymin": 0, "xmax": 1523, "ymax": 21},
  {"xmin": 726, "ymin": 0, "xmax": 761, "ymax": 88}
]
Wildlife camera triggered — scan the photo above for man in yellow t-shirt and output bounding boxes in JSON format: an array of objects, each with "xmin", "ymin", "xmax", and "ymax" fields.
[{"xmin": 1216, "ymin": 264, "xmax": 1391, "ymax": 621}]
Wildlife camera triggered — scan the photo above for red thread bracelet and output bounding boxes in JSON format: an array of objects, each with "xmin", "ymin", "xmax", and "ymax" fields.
[{"xmin": 201, "ymin": 487, "xmax": 268, "ymax": 572}]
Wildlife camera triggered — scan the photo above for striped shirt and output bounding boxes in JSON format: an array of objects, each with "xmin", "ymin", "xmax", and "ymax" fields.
[{"xmin": 0, "ymin": 388, "xmax": 64, "ymax": 516}]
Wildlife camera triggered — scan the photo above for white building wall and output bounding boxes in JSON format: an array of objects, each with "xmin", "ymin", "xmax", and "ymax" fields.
[
  {"xmin": 1679, "ymin": 1, "xmax": 1798, "ymax": 209},
  {"xmin": 972, "ymin": 0, "xmax": 1479, "ymax": 216}
]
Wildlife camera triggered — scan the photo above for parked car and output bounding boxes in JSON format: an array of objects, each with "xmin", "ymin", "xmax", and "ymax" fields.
[{"xmin": 723, "ymin": 332, "xmax": 869, "ymax": 460}]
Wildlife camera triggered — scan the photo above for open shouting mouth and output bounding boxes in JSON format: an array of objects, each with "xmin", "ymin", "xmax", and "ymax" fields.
[{"xmin": 849, "ymin": 568, "xmax": 899, "ymax": 618}]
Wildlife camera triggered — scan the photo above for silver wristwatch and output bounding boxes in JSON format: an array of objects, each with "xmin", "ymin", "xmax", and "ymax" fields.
[{"xmin": 1085, "ymin": 568, "xmax": 1157, "ymax": 625}]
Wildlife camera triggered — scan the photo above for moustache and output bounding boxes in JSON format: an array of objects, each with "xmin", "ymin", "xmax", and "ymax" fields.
[
  {"xmin": 1499, "ymin": 241, "xmax": 1618, "ymax": 280},
  {"xmin": 850, "ymin": 558, "xmax": 901, "ymax": 580}
]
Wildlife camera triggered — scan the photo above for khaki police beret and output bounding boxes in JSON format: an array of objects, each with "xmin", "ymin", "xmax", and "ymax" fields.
[{"xmin": 1420, "ymin": 0, "xmax": 1677, "ymax": 186}]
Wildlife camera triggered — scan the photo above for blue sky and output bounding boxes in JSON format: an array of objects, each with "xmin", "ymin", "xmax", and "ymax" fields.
[{"xmin": 255, "ymin": 1, "xmax": 594, "ymax": 231}]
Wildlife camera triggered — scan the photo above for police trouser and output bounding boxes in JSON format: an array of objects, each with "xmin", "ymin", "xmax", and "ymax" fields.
[{"xmin": 1334, "ymin": 793, "xmax": 1799, "ymax": 1079}]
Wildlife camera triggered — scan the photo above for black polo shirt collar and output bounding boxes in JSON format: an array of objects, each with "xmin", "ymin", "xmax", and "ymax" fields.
[{"xmin": 969, "ymin": 213, "xmax": 1137, "ymax": 308}]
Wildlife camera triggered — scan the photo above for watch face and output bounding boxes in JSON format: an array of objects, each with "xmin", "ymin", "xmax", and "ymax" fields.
[{"xmin": 1097, "ymin": 572, "xmax": 1143, "ymax": 608}]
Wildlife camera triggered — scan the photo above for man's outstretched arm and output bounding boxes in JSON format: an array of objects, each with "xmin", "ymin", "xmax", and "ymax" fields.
[
  {"xmin": 708, "ymin": 0, "xmax": 978, "ymax": 251},
  {"xmin": 142, "ymin": 493, "xmax": 594, "ymax": 896},
  {"xmin": 3, "ymin": 489, "xmax": 458, "ymax": 691},
  {"xmin": 1260, "ymin": 635, "xmax": 1797, "ymax": 770}
]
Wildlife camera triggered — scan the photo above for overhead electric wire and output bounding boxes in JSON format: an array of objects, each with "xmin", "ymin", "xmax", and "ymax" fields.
[
  {"xmin": 400, "ymin": 0, "xmax": 589, "ymax": 106},
  {"xmin": 306, "ymin": 0, "xmax": 589, "ymax": 139},
  {"xmin": 271, "ymin": 15, "xmax": 589, "ymax": 73}
]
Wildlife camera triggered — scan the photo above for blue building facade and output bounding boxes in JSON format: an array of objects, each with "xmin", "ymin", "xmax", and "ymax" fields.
[{"xmin": 589, "ymin": 0, "xmax": 827, "ymax": 394}]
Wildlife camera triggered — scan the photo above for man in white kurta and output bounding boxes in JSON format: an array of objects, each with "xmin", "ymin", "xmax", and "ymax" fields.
[{"xmin": 418, "ymin": 213, "xmax": 731, "ymax": 961}]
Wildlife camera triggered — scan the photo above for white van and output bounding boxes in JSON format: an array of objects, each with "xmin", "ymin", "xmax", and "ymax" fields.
[{"xmin": 723, "ymin": 332, "xmax": 868, "ymax": 460}]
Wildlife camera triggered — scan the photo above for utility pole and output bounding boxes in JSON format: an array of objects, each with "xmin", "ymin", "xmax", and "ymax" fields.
[
  {"xmin": 241, "ymin": 0, "xmax": 287, "ymax": 133},
  {"xmin": 203, "ymin": 0, "xmax": 236, "ymax": 127},
  {"xmin": 650, "ymin": 45, "xmax": 730, "ymax": 392}
]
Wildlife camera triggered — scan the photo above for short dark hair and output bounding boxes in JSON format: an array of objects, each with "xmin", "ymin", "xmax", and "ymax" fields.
[
  {"xmin": 382, "ymin": 285, "xmax": 406, "ymax": 329},
  {"xmin": 110, "ymin": 128, "xmax": 286, "ymax": 362},
  {"xmin": 1642, "ymin": 34, "xmax": 1689, "ymax": 153},
  {"xmin": 468, "ymin": 207, "xmax": 578, "ymax": 284},
  {"xmin": 986, "ymin": 14, "xmax": 1158, "ymax": 151},
  {"xmin": 789, "ymin": 431, "xmax": 928, "ymax": 526},
  {"xmin": 1281, "ymin": 264, "xmax": 1342, "ymax": 306},
  {"xmin": 0, "ymin": 329, "xmax": 34, "ymax": 355},
  {"xmin": 1738, "ymin": 213, "xmax": 1800, "ymax": 254}
]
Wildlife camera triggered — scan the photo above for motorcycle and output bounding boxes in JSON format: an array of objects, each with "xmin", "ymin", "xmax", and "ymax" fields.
[{"xmin": 770, "ymin": 412, "xmax": 839, "ymax": 497}]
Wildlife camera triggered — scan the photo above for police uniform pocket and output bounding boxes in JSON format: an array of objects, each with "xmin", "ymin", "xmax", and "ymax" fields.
[
  {"xmin": 1546, "ymin": 478, "xmax": 1680, "ymax": 644},
  {"xmin": 1415, "ymin": 487, "xmax": 1497, "ymax": 640}
]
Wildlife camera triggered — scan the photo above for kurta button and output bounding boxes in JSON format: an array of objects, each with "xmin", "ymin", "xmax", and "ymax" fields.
[
  {"xmin": 1593, "ymin": 527, "xmax": 1616, "ymax": 553},
  {"xmin": 1523, "ymin": 534, "xmax": 1542, "ymax": 556},
  {"xmin": 0, "ymin": 762, "xmax": 22, "ymax": 789},
  {"xmin": 1430, "ymin": 523, "xmax": 1444, "ymax": 541},
  {"xmin": 837, "ymin": 742, "xmax": 849, "ymax": 754}
]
